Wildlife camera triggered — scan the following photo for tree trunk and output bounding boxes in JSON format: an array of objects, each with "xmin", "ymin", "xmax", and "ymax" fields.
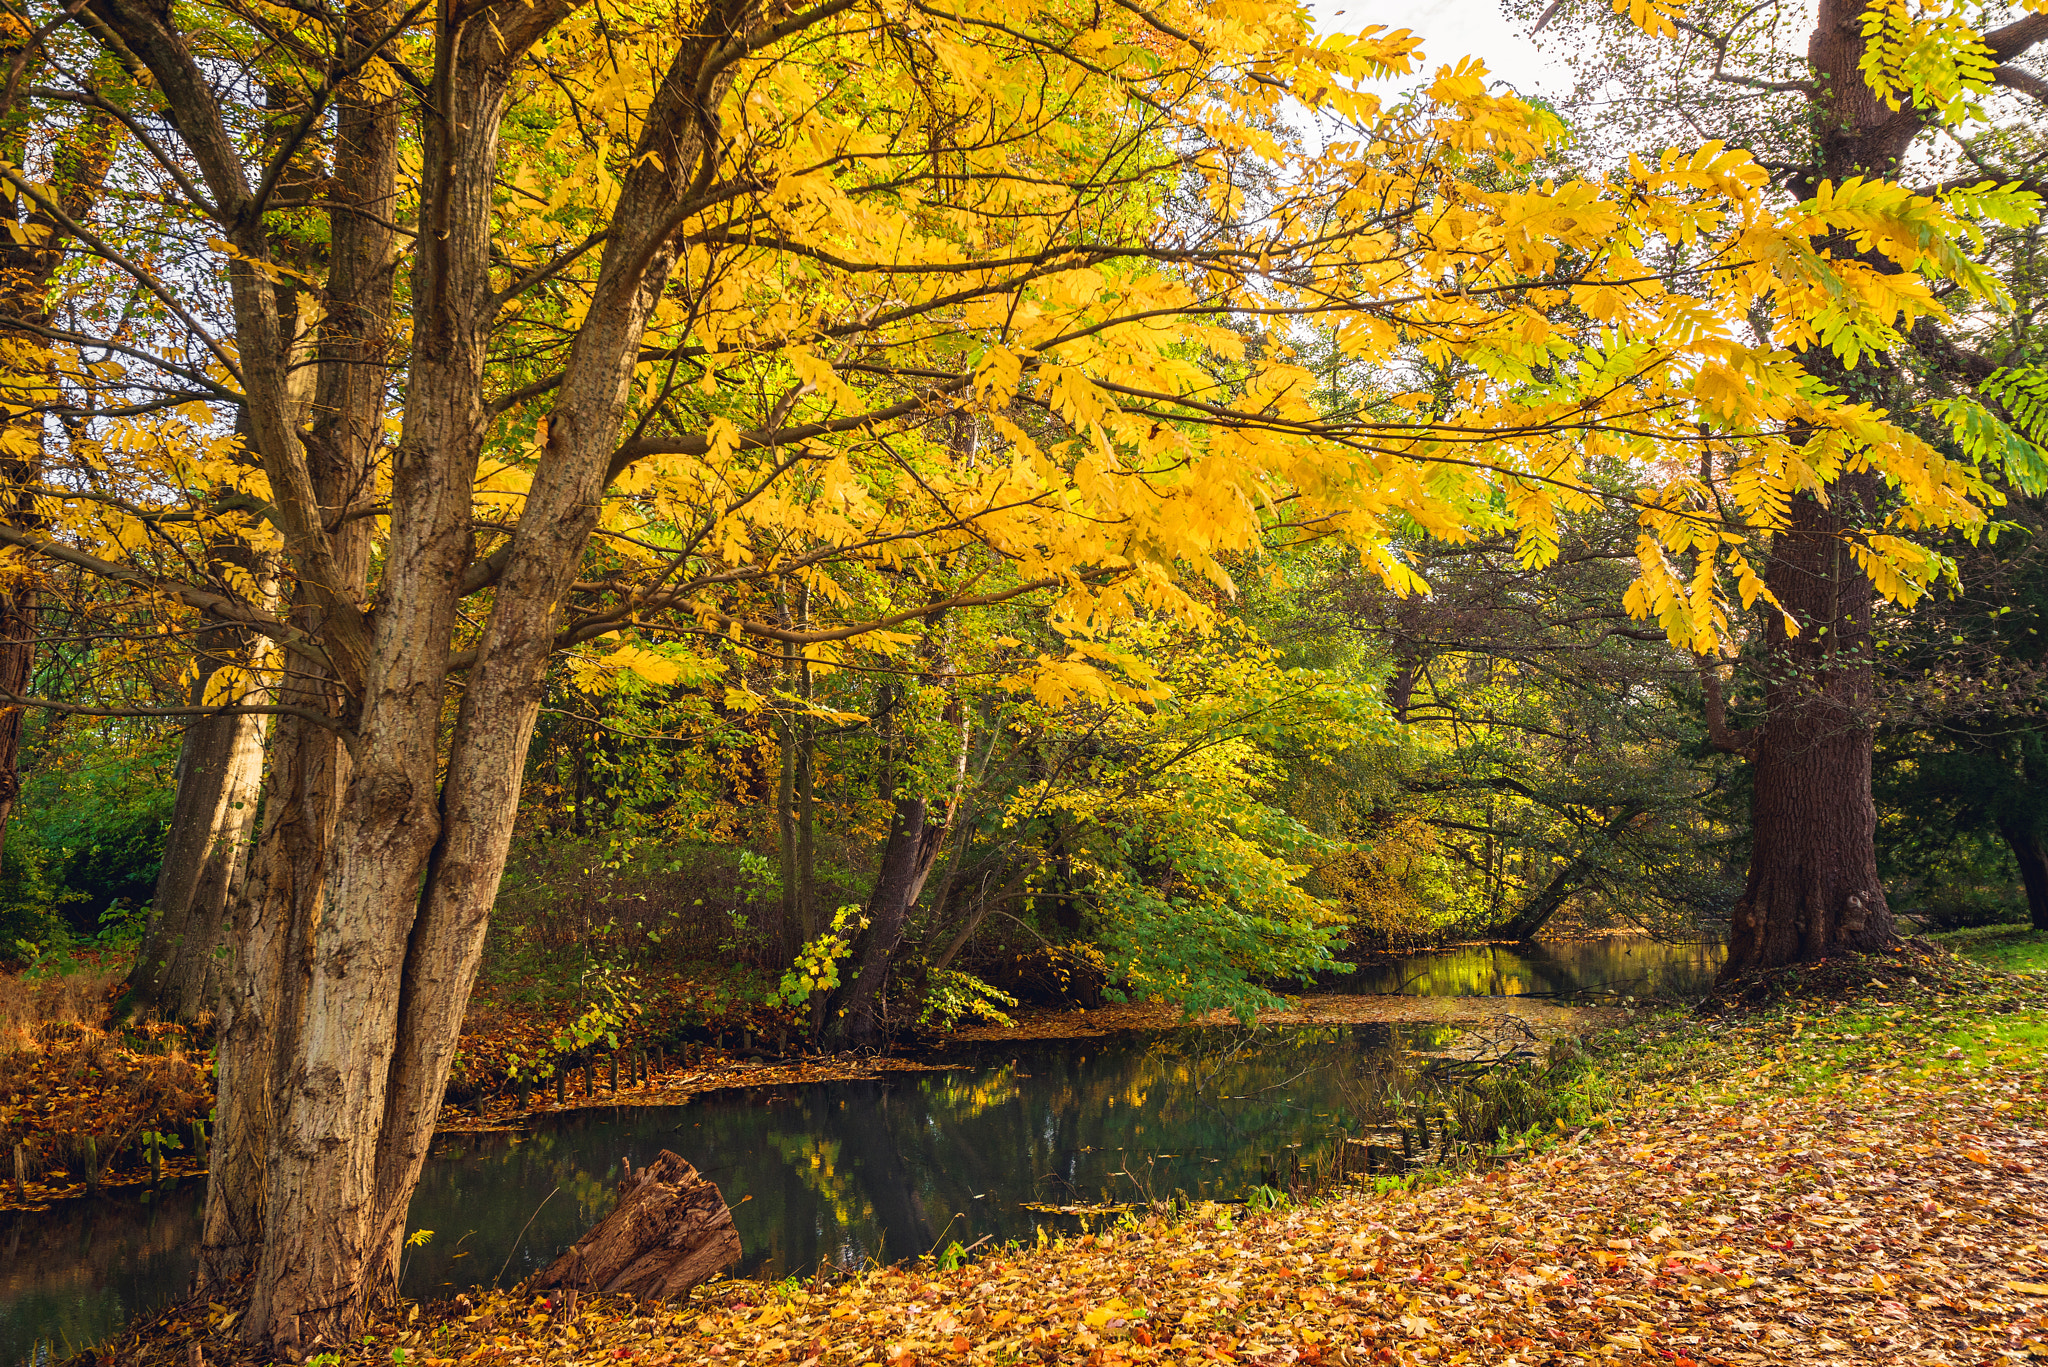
[
  {"xmin": 126, "ymin": 646, "xmax": 272, "ymax": 1022},
  {"xmin": 0, "ymin": 588, "xmax": 28, "ymax": 863},
  {"xmin": 1715, "ymin": 0, "xmax": 1955, "ymax": 978},
  {"xmin": 79, "ymin": 0, "xmax": 757, "ymax": 1340},
  {"xmin": 829, "ymin": 795, "xmax": 940, "ymax": 1047},
  {"xmin": 1493, "ymin": 803, "xmax": 1644, "ymax": 943},
  {"xmin": 828, "ymin": 668, "xmax": 967, "ymax": 1048},
  {"xmin": 199, "ymin": 36, "xmax": 395, "ymax": 1294},
  {"xmin": 0, "ymin": 45, "xmax": 123, "ymax": 863},
  {"xmin": 235, "ymin": 4, "xmax": 756, "ymax": 1342},
  {"xmin": 531, "ymin": 1151, "xmax": 741, "ymax": 1298},
  {"xmin": 1998, "ymin": 813, "xmax": 2048, "ymax": 932},
  {"xmin": 1722, "ymin": 475, "xmax": 1897, "ymax": 975}
]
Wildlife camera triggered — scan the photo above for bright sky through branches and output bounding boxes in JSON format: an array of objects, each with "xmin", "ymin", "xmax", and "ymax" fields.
[{"xmin": 1307, "ymin": 0, "xmax": 1574, "ymax": 94}]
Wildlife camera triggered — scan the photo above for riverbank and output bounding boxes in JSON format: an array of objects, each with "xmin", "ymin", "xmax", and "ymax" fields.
[
  {"xmin": 67, "ymin": 938, "xmax": 2048, "ymax": 1367},
  {"xmin": 0, "ymin": 932, "xmax": 2011, "ymax": 1211},
  {"xmin": 1, "ymin": 954, "xmax": 1631, "ymax": 1205}
]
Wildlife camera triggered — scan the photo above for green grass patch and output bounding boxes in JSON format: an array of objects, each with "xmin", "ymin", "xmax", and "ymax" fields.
[
  {"xmin": 1931, "ymin": 925, "xmax": 2048, "ymax": 974},
  {"xmin": 1473, "ymin": 944, "xmax": 2048, "ymax": 1155}
]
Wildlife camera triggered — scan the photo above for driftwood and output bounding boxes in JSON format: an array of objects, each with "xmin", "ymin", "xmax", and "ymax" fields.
[{"xmin": 530, "ymin": 1150, "xmax": 742, "ymax": 1299}]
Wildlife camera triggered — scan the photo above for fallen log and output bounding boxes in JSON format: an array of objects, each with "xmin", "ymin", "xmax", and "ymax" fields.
[{"xmin": 530, "ymin": 1150, "xmax": 742, "ymax": 1299}]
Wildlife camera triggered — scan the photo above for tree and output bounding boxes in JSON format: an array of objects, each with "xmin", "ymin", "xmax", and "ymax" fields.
[
  {"xmin": 0, "ymin": 32, "xmax": 125, "ymax": 861},
  {"xmin": 0, "ymin": 0, "xmax": 2023, "ymax": 1341},
  {"xmin": 1519, "ymin": 0, "xmax": 2048, "ymax": 976},
  {"xmin": 1291, "ymin": 508, "xmax": 1742, "ymax": 945}
]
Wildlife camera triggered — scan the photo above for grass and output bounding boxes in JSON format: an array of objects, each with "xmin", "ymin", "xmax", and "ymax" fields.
[
  {"xmin": 1932, "ymin": 923, "xmax": 2048, "ymax": 973},
  {"xmin": 0, "ymin": 955, "xmax": 127, "ymax": 1052},
  {"xmin": 1458, "ymin": 935, "xmax": 2048, "ymax": 1163}
]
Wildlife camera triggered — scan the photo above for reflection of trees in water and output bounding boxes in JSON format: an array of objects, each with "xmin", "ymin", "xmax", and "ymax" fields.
[
  {"xmin": 398, "ymin": 1032, "xmax": 1421, "ymax": 1288},
  {"xmin": 1346, "ymin": 937, "xmax": 1723, "ymax": 1000},
  {"xmin": 0, "ymin": 1183, "xmax": 204, "ymax": 1366}
]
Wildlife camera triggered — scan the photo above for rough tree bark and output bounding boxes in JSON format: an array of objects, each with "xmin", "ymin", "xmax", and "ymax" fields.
[
  {"xmin": 126, "ymin": 632, "xmax": 274, "ymax": 1022},
  {"xmin": 531, "ymin": 1151, "xmax": 741, "ymax": 1298},
  {"xmin": 1721, "ymin": 475, "xmax": 1898, "ymax": 973},
  {"xmin": 199, "ymin": 29, "xmax": 396, "ymax": 1286},
  {"xmin": 66, "ymin": 0, "xmax": 774, "ymax": 1339}
]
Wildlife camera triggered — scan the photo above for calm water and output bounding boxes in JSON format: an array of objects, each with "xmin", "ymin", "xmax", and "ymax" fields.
[{"xmin": 0, "ymin": 936, "xmax": 1719, "ymax": 1363}]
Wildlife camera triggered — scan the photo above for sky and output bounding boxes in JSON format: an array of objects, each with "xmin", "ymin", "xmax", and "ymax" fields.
[{"xmin": 1302, "ymin": 0, "xmax": 1577, "ymax": 97}]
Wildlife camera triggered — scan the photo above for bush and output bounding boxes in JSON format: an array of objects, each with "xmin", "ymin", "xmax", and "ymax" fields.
[
  {"xmin": 1896, "ymin": 882, "xmax": 2028, "ymax": 932},
  {"xmin": 0, "ymin": 823, "xmax": 78, "ymax": 957},
  {"xmin": 483, "ymin": 834, "xmax": 783, "ymax": 1002}
]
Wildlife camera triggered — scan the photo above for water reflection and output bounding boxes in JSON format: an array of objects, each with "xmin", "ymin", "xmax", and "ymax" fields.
[
  {"xmin": 1343, "ymin": 937, "xmax": 1724, "ymax": 1000},
  {"xmin": 0, "ymin": 1186, "xmax": 200, "ymax": 1365},
  {"xmin": 402, "ymin": 1021, "xmax": 1459, "ymax": 1291}
]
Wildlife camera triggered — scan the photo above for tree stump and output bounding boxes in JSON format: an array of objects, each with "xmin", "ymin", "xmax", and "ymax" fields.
[{"xmin": 530, "ymin": 1151, "xmax": 742, "ymax": 1300}]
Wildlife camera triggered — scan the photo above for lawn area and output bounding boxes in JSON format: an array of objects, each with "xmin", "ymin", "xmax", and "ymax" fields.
[{"xmin": 1934, "ymin": 925, "xmax": 2048, "ymax": 975}]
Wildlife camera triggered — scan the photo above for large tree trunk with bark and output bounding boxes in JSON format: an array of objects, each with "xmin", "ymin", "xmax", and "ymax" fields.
[
  {"xmin": 1712, "ymin": 0, "xmax": 1968, "ymax": 978},
  {"xmin": 218, "ymin": 2, "xmax": 755, "ymax": 1343},
  {"xmin": 1723, "ymin": 474, "xmax": 1898, "ymax": 975},
  {"xmin": 198, "ymin": 35, "xmax": 396, "ymax": 1296},
  {"xmin": 74, "ymin": 0, "xmax": 757, "ymax": 1341}
]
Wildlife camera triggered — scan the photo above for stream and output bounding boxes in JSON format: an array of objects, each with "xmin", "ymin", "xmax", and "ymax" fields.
[{"xmin": 0, "ymin": 936, "xmax": 1722, "ymax": 1363}]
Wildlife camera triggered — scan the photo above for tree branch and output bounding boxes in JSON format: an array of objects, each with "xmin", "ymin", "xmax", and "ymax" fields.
[
  {"xmin": 1992, "ymin": 62, "xmax": 2048, "ymax": 105},
  {"xmin": 0, "ymin": 523, "xmax": 329, "ymax": 671},
  {"xmin": 1985, "ymin": 12, "xmax": 2048, "ymax": 62},
  {"xmin": 602, "ymin": 387, "xmax": 966, "ymax": 486},
  {"xmin": 1696, "ymin": 655, "xmax": 1755, "ymax": 758},
  {"xmin": 0, "ymin": 688, "xmax": 348, "ymax": 733}
]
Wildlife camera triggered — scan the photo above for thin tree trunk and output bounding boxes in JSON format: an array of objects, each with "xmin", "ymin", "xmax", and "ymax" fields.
[
  {"xmin": 796, "ymin": 583, "xmax": 818, "ymax": 944},
  {"xmin": 829, "ymin": 796, "xmax": 936, "ymax": 1047},
  {"xmin": 1493, "ymin": 804, "xmax": 1645, "ymax": 942},
  {"xmin": 930, "ymin": 863, "xmax": 1032, "ymax": 974},
  {"xmin": 1998, "ymin": 813, "xmax": 2048, "ymax": 932},
  {"xmin": 0, "ymin": 44, "xmax": 122, "ymax": 863},
  {"xmin": 0, "ymin": 590, "xmax": 28, "ymax": 863},
  {"xmin": 777, "ymin": 599, "xmax": 801, "ymax": 963},
  {"xmin": 127, "ymin": 638, "xmax": 273, "ymax": 1022},
  {"xmin": 830, "ymin": 674, "xmax": 968, "ymax": 1047}
]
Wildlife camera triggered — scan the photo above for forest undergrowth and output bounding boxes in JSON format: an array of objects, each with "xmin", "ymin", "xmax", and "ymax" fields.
[{"xmin": 67, "ymin": 940, "xmax": 2048, "ymax": 1367}]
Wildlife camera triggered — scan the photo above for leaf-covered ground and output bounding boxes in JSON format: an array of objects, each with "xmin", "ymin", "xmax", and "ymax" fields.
[
  {"xmin": 83, "ymin": 945, "xmax": 2048, "ymax": 1367},
  {"xmin": 0, "ymin": 1018, "xmax": 211, "ymax": 1211}
]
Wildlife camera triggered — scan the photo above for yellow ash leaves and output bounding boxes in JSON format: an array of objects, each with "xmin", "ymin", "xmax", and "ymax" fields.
[{"xmin": 32, "ymin": 0, "xmax": 2038, "ymax": 692}]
